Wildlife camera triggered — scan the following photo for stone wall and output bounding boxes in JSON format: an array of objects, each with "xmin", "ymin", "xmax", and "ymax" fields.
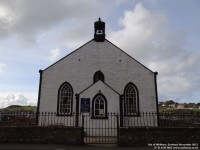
[
  {"xmin": 0, "ymin": 126, "xmax": 83, "ymax": 144},
  {"xmin": 1, "ymin": 126, "xmax": 199, "ymax": 146},
  {"xmin": 119, "ymin": 127, "xmax": 200, "ymax": 146}
]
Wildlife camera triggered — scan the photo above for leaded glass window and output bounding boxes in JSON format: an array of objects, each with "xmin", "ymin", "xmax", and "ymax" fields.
[
  {"xmin": 92, "ymin": 93, "xmax": 107, "ymax": 118},
  {"xmin": 58, "ymin": 82, "xmax": 73, "ymax": 115},
  {"xmin": 124, "ymin": 83, "xmax": 138, "ymax": 115},
  {"xmin": 94, "ymin": 95, "xmax": 105, "ymax": 116}
]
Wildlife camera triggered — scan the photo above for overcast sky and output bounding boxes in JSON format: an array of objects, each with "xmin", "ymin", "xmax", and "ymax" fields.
[{"xmin": 0, "ymin": 0, "xmax": 200, "ymax": 108}]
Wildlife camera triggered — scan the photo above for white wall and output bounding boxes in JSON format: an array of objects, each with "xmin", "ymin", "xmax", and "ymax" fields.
[
  {"xmin": 79, "ymin": 80, "xmax": 120, "ymax": 114},
  {"xmin": 39, "ymin": 39, "xmax": 157, "ymax": 114}
]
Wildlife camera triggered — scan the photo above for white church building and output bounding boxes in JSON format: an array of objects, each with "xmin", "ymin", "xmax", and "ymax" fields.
[{"xmin": 36, "ymin": 18, "xmax": 159, "ymax": 127}]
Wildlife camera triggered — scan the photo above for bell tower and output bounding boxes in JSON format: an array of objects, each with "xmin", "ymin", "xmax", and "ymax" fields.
[{"xmin": 94, "ymin": 18, "xmax": 105, "ymax": 42}]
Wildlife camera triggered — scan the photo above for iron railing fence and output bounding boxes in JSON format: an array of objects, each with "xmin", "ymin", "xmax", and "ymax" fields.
[
  {"xmin": 122, "ymin": 112, "xmax": 158, "ymax": 127},
  {"xmin": 0, "ymin": 111, "xmax": 36, "ymax": 126},
  {"xmin": 122, "ymin": 112, "xmax": 200, "ymax": 127},
  {"xmin": 159, "ymin": 112, "xmax": 200, "ymax": 127},
  {"xmin": 0, "ymin": 111, "xmax": 200, "ymax": 127},
  {"xmin": 82, "ymin": 113, "xmax": 119, "ymax": 144},
  {"xmin": 38, "ymin": 112, "xmax": 77, "ymax": 126},
  {"xmin": 0, "ymin": 112, "xmax": 77, "ymax": 127}
]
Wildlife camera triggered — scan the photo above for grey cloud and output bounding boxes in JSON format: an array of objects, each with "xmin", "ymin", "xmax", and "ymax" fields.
[
  {"xmin": 0, "ymin": 0, "xmax": 126, "ymax": 46},
  {"xmin": 0, "ymin": 0, "xmax": 105, "ymax": 44},
  {"xmin": 109, "ymin": 3, "xmax": 168, "ymax": 62},
  {"xmin": 6, "ymin": 94, "xmax": 28, "ymax": 105},
  {"xmin": 108, "ymin": 3, "xmax": 200, "ymax": 102},
  {"xmin": 58, "ymin": 21, "xmax": 93, "ymax": 49},
  {"xmin": 0, "ymin": 93, "xmax": 36, "ymax": 108}
]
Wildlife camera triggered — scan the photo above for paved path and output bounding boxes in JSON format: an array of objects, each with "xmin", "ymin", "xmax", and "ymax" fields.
[{"xmin": 0, "ymin": 144, "xmax": 154, "ymax": 150}]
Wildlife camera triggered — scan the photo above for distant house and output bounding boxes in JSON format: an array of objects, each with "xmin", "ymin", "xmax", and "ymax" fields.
[
  {"xmin": 168, "ymin": 104, "xmax": 176, "ymax": 108},
  {"xmin": 158, "ymin": 102, "xmax": 166, "ymax": 107},
  {"xmin": 177, "ymin": 104, "xmax": 185, "ymax": 109}
]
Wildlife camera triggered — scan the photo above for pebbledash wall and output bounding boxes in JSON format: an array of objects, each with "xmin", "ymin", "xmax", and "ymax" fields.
[{"xmin": 39, "ymin": 40, "xmax": 157, "ymax": 114}]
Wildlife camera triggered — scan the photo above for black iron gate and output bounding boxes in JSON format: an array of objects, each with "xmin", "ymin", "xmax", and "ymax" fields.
[{"xmin": 82, "ymin": 113, "xmax": 119, "ymax": 144}]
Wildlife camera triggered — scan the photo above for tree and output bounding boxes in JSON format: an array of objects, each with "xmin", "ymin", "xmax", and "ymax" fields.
[{"xmin": 165, "ymin": 100, "xmax": 175, "ymax": 105}]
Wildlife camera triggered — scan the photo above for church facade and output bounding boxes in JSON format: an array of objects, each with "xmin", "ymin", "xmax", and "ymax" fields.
[{"xmin": 37, "ymin": 18, "xmax": 159, "ymax": 127}]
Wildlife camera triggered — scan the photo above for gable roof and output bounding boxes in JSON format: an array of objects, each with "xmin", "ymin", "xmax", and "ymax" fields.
[
  {"xmin": 105, "ymin": 39, "xmax": 154, "ymax": 73},
  {"xmin": 79, "ymin": 80, "xmax": 120, "ymax": 95},
  {"xmin": 43, "ymin": 39, "xmax": 93, "ymax": 71},
  {"xmin": 42, "ymin": 38, "xmax": 155, "ymax": 74}
]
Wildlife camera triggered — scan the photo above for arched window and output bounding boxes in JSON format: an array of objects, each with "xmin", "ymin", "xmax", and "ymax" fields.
[
  {"xmin": 124, "ymin": 83, "xmax": 139, "ymax": 115},
  {"xmin": 57, "ymin": 82, "xmax": 73, "ymax": 115},
  {"xmin": 92, "ymin": 93, "xmax": 107, "ymax": 119},
  {"xmin": 93, "ymin": 71, "xmax": 104, "ymax": 83}
]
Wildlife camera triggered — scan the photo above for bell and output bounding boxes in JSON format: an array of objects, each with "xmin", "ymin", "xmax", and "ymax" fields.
[{"xmin": 96, "ymin": 30, "xmax": 103, "ymax": 34}]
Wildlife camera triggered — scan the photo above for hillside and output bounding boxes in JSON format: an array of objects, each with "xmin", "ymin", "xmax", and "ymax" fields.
[{"xmin": 0, "ymin": 105, "xmax": 37, "ymax": 113}]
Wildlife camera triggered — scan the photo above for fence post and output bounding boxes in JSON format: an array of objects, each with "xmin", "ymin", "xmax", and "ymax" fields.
[
  {"xmin": 120, "ymin": 95, "xmax": 124, "ymax": 127},
  {"xmin": 116, "ymin": 114, "xmax": 119, "ymax": 144},
  {"xmin": 81, "ymin": 114, "xmax": 85, "ymax": 144},
  {"xmin": 75, "ymin": 94, "xmax": 79, "ymax": 127}
]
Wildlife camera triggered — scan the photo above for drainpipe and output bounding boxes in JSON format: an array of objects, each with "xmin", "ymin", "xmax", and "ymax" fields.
[
  {"xmin": 154, "ymin": 71, "xmax": 160, "ymax": 126},
  {"xmin": 120, "ymin": 95, "xmax": 124, "ymax": 127},
  {"xmin": 36, "ymin": 69, "xmax": 43, "ymax": 125},
  {"xmin": 75, "ymin": 94, "xmax": 80, "ymax": 127}
]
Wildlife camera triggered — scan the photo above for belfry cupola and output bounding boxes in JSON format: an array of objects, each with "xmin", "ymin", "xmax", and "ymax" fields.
[{"xmin": 94, "ymin": 18, "xmax": 105, "ymax": 42}]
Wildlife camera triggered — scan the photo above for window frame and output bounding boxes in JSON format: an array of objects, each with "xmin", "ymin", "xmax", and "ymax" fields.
[
  {"xmin": 124, "ymin": 82, "xmax": 139, "ymax": 116},
  {"xmin": 91, "ymin": 93, "xmax": 108, "ymax": 119},
  {"xmin": 57, "ymin": 82, "xmax": 73, "ymax": 116}
]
